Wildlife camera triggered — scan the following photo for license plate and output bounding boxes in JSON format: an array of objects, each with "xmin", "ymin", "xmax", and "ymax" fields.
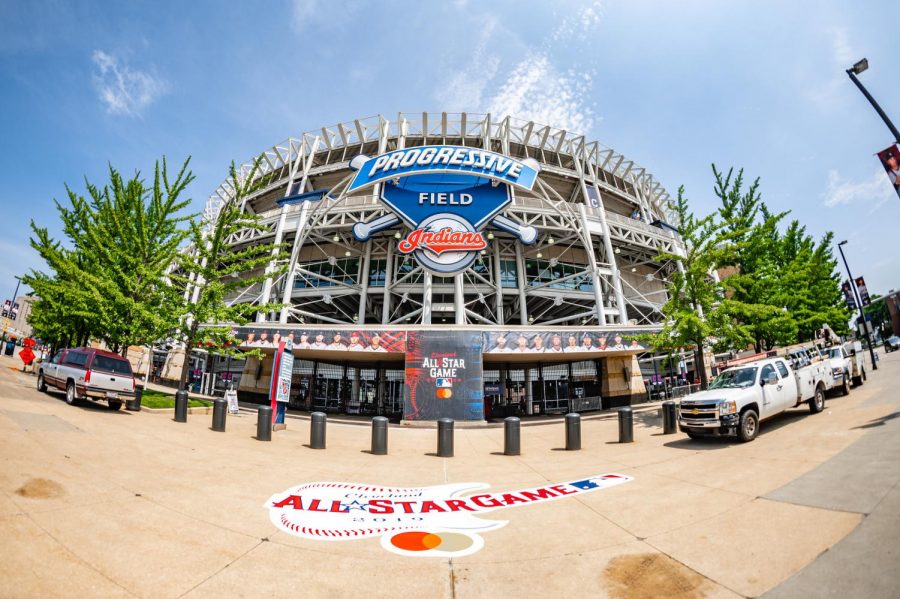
[{"xmin": 106, "ymin": 392, "xmax": 119, "ymax": 399}]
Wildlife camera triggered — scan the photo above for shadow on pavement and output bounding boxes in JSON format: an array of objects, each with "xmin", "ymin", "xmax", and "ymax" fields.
[
  {"xmin": 852, "ymin": 411, "xmax": 900, "ymax": 430},
  {"xmin": 663, "ymin": 409, "xmax": 809, "ymax": 450}
]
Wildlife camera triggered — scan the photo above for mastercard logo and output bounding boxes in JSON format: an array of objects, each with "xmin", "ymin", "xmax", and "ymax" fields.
[
  {"xmin": 386, "ymin": 530, "xmax": 479, "ymax": 556},
  {"xmin": 436, "ymin": 388, "xmax": 452, "ymax": 399}
]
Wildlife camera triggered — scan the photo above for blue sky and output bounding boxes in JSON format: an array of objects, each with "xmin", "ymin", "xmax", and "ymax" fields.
[{"xmin": 1, "ymin": 0, "xmax": 899, "ymax": 302}]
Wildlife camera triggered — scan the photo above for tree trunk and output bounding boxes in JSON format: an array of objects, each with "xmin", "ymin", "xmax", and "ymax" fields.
[
  {"xmin": 695, "ymin": 342, "xmax": 708, "ymax": 390},
  {"xmin": 178, "ymin": 321, "xmax": 200, "ymax": 391}
]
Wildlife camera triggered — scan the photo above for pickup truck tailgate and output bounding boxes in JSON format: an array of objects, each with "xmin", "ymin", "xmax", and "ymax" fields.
[{"xmin": 89, "ymin": 355, "xmax": 134, "ymax": 394}]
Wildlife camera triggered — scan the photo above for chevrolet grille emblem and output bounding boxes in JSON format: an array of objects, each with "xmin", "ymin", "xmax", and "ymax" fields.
[{"xmin": 691, "ymin": 408, "xmax": 699, "ymax": 415}]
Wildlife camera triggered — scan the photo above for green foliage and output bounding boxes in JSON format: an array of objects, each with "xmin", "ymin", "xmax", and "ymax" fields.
[
  {"xmin": 171, "ymin": 158, "xmax": 289, "ymax": 388},
  {"xmin": 24, "ymin": 158, "xmax": 195, "ymax": 352},
  {"xmin": 652, "ymin": 164, "xmax": 851, "ymax": 380}
]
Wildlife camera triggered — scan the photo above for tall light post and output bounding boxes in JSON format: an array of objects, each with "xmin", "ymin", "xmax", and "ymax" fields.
[
  {"xmin": 846, "ymin": 58, "xmax": 900, "ymax": 145},
  {"xmin": 837, "ymin": 241, "xmax": 877, "ymax": 371}
]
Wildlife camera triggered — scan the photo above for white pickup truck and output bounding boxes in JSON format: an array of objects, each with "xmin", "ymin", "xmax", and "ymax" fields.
[{"xmin": 679, "ymin": 356, "xmax": 827, "ymax": 442}]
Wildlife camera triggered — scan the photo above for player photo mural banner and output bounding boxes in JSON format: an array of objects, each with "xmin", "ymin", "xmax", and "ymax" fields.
[
  {"xmin": 484, "ymin": 330, "xmax": 647, "ymax": 354},
  {"xmin": 234, "ymin": 327, "xmax": 406, "ymax": 353},
  {"xmin": 877, "ymin": 144, "xmax": 900, "ymax": 200},
  {"xmin": 404, "ymin": 330, "xmax": 484, "ymax": 421},
  {"xmin": 347, "ymin": 146, "xmax": 542, "ymax": 275}
]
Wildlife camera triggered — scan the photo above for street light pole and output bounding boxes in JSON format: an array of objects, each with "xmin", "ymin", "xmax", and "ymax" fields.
[
  {"xmin": 837, "ymin": 241, "xmax": 878, "ymax": 371},
  {"xmin": 845, "ymin": 58, "xmax": 900, "ymax": 145}
]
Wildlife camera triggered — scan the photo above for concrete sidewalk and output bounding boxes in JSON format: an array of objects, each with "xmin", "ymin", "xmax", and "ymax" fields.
[{"xmin": 2, "ymin": 351, "xmax": 899, "ymax": 598}]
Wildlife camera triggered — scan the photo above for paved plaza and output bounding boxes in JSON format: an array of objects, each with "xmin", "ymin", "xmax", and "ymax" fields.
[{"xmin": 1, "ymin": 351, "xmax": 899, "ymax": 598}]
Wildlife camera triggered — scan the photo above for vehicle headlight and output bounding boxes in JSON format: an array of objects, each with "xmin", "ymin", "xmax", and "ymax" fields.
[
  {"xmin": 832, "ymin": 368, "xmax": 842, "ymax": 377},
  {"xmin": 719, "ymin": 399, "xmax": 737, "ymax": 414}
]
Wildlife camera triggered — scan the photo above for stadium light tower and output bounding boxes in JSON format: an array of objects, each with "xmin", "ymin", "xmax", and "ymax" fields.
[
  {"xmin": 837, "ymin": 240, "xmax": 877, "ymax": 371},
  {"xmin": 846, "ymin": 58, "xmax": 900, "ymax": 145}
]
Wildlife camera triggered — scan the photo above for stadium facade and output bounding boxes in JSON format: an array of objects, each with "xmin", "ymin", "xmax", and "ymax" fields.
[{"xmin": 182, "ymin": 113, "xmax": 686, "ymax": 421}]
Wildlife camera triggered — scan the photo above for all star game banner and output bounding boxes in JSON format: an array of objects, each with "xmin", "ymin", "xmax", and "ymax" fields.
[
  {"xmin": 483, "ymin": 330, "xmax": 648, "ymax": 353},
  {"xmin": 233, "ymin": 327, "xmax": 406, "ymax": 353},
  {"xmin": 404, "ymin": 331, "xmax": 484, "ymax": 421}
]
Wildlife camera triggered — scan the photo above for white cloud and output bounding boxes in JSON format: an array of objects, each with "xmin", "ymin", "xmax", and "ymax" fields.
[
  {"xmin": 291, "ymin": 0, "xmax": 318, "ymax": 29},
  {"xmin": 486, "ymin": 56, "xmax": 595, "ymax": 133},
  {"xmin": 829, "ymin": 26, "xmax": 854, "ymax": 66},
  {"xmin": 823, "ymin": 168, "xmax": 896, "ymax": 213},
  {"xmin": 91, "ymin": 50, "xmax": 168, "ymax": 116},
  {"xmin": 434, "ymin": 1, "xmax": 601, "ymax": 134}
]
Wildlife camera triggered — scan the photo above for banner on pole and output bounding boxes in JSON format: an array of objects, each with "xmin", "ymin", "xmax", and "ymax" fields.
[{"xmin": 876, "ymin": 145, "xmax": 900, "ymax": 199}]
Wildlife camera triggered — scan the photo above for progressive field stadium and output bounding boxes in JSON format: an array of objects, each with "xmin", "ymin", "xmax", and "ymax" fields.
[{"xmin": 174, "ymin": 112, "xmax": 688, "ymax": 419}]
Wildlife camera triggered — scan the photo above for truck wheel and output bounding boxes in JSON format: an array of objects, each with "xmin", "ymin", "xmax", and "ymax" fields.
[
  {"xmin": 737, "ymin": 409, "xmax": 758, "ymax": 443},
  {"xmin": 809, "ymin": 387, "xmax": 825, "ymax": 413},
  {"xmin": 840, "ymin": 375, "xmax": 850, "ymax": 396},
  {"xmin": 853, "ymin": 373, "xmax": 863, "ymax": 387},
  {"xmin": 107, "ymin": 400, "xmax": 123, "ymax": 411},
  {"xmin": 862, "ymin": 368, "xmax": 867, "ymax": 382},
  {"xmin": 37, "ymin": 372, "xmax": 47, "ymax": 393},
  {"xmin": 65, "ymin": 381, "xmax": 79, "ymax": 406}
]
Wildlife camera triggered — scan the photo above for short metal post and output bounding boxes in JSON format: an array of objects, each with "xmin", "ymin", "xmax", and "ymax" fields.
[
  {"xmin": 310, "ymin": 412, "xmax": 326, "ymax": 449},
  {"xmin": 371, "ymin": 416, "xmax": 388, "ymax": 455},
  {"xmin": 174, "ymin": 390, "xmax": 188, "ymax": 423},
  {"xmin": 212, "ymin": 398, "xmax": 226, "ymax": 432},
  {"xmin": 437, "ymin": 418, "xmax": 454, "ymax": 457},
  {"xmin": 662, "ymin": 400, "xmax": 677, "ymax": 434},
  {"xmin": 504, "ymin": 416, "xmax": 520, "ymax": 456},
  {"xmin": 256, "ymin": 406, "xmax": 272, "ymax": 441},
  {"xmin": 618, "ymin": 406, "xmax": 634, "ymax": 443},
  {"xmin": 565, "ymin": 413, "xmax": 581, "ymax": 450},
  {"xmin": 126, "ymin": 385, "xmax": 143, "ymax": 411}
]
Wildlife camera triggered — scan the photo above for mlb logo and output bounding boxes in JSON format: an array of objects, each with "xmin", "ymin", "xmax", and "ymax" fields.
[{"xmin": 436, "ymin": 378, "xmax": 453, "ymax": 388}]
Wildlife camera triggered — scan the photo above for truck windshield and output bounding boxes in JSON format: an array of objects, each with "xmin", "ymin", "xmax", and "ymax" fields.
[
  {"xmin": 709, "ymin": 367, "xmax": 757, "ymax": 389},
  {"xmin": 828, "ymin": 348, "xmax": 842, "ymax": 359}
]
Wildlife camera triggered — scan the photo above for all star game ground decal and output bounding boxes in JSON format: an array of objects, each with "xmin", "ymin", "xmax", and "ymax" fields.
[{"xmin": 264, "ymin": 474, "xmax": 633, "ymax": 557}]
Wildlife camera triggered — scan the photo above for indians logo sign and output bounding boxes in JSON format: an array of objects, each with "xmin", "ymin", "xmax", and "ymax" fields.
[
  {"xmin": 265, "ymin": 473, "xmax": 632, "ymax": 557},
  {"xmin": 348, "ymin": 146, "xmax": 541, "ymax": 274}
]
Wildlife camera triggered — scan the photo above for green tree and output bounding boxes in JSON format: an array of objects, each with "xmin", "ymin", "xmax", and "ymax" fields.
[
  {"xmin": 172, "ymin": 159, "xmax": 288, "ymax": 391},
  {"xmin": 24, "ymin": 159, "xmax": 194, "ymax": 353},
  {"xmin": 713, "ymin": 165, "xmax": 796, "ymax": 352},
  {"xmin": 653, "ymin": 186, "xmax": 740, "ymax": 389}
]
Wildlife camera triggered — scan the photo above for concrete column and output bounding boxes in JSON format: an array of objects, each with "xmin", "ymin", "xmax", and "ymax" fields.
[
  {"xmin": 358, "ymin": 243, "xmax": 371, "ymax": 324},
  {"xmin": 577, "ymin": 203, "xmax": 608, "ymax": 325},
  {"xmin": 257, "ymin": 206, "xmax": 289, "ymax": 322},
  {"xmin": 491, "ymin": 239, "xmax": 504, "ymax": 325},
  {"xmin": 514, "ymin": 243, "xmax": 528, "ymax": 324},
  {"xmin": 422, "ymin": 271, "xmax": 433, "ymax": 324},
  {"xmin": 279, "ymin": 202, "xmax": 312, "ymax": 323},
  {"xmin": 381, "ymin": 243, "xmax": 394, "ymax": 324},
  {"xmin": 454, "ymin": 274, "xmax": 466, "ymax": 325},
  {"xmin": 583, "ymin": 167, "xmax": 628, "ymax": 323}
]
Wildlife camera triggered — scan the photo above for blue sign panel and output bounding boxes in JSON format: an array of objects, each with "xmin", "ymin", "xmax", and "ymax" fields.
[
  {"xmin": 348, "ymin": 145, "xmax": 539, "ymax": 193},
  {"xmin": 348, "ymin": 145, "xmax": 542, "ymax": 275}
]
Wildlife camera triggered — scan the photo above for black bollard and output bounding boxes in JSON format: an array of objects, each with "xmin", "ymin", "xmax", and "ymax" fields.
[
  {"xmin": 504, "ymin": 416, "xmax": 520, "ymax": 456},
  {"xmin": 212, "ymin": 398, "xmax": 227, "ymax": 432},
  {"xmin": 618, "ymin": 406, "xmax": 634, "ymax": 443},
  {"xmin": 662, "ymin": 400, "xmax": 677, "ymax": 434},
  {"xmin": 371, "ymin": 416, "xmax": 388, "ymax": 455},
  {"xmin": 310, "ymin": 412, "xmax": 326, "ymax": 449},
  {"xmin": 437, "ymin": 418, "xmax": 454, "ymax": 457},
  {"xmin": 126, "ymin": 385, "xmax": 143, "ymax": 411},
  {"xmin": 256, "ymin": 405, "xmax": 272, "ymax": 441},
  {"xmin": 174, "ymin": 390, "xmax": 188, "ymax": 423},
  {"xmin": 565, "ymin": 412, "xmax": 581, "ymax": 450}
]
